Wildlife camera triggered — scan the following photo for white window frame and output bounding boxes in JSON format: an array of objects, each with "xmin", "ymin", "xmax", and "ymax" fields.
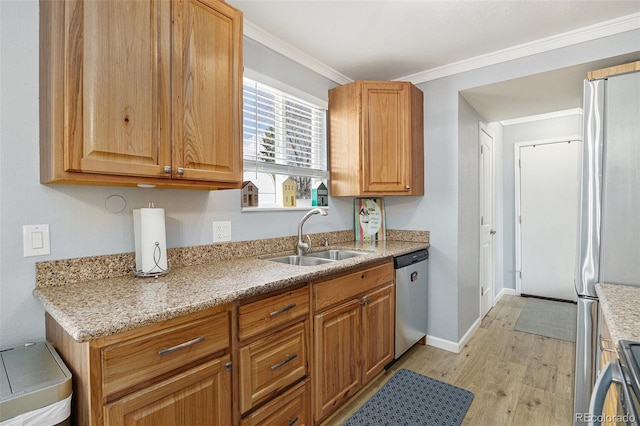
[{"xmin": 242, "ymin": 69, "xmax": 328, "ymax": 211}]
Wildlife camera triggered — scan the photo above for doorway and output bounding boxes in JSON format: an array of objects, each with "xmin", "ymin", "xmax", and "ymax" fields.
[{"xmin": 515, "ymin": 138, "xmax": 581, "ymax": 302}]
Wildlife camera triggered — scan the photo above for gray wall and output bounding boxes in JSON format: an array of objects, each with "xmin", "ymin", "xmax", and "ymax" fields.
[
  {"xmin": 501, "ymin": 113, "xmax": 582, "ymax": 290},
  {"xmin": 1, "ymin": 0, "xmax": 638, "ymax": 349}
]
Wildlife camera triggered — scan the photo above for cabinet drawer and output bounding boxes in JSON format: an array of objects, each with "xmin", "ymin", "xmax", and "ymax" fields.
[
  {"xmin": 102, "ymin": 311, "xmax": 230, "ymax": 397},
  {"xmin": 239, "ymin": 321, "xmax": 308, "ymax": 413},
  {"xmin": 314, "ymin": 262, "xmax": 393, "ymax": 311},
  {"xmin": 239, "ymin": 286, "xmax": 309, "ymax": 341},
  {"xmin": 241, "ymin": 379, "xmax": 310, "ymax": 426}
]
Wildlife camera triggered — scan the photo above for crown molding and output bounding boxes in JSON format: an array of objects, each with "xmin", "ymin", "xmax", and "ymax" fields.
[
  {"xmin": 243, "ymin": 13, "xmax": 640, "ymax": 87},
  {"xmin": 243, "ymin": 20, "xmax": 353, "ymax": 85},
  {"xmin": 398, "ymin": 13, "xmax": 640, "ymax": 84}
]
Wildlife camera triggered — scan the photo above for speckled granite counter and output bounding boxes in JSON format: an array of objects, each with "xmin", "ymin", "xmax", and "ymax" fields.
[
  {"xmin": 596, "ymin": 283, "xmax": 640, "ymax": 345},
  {"xmin": 34, "ymin": 237, "xmax": 428, "ymax": 343}
]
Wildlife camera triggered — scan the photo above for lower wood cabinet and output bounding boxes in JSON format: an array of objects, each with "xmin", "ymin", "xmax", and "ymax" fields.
[
  {"xmin": 312, "ymin": 262, "xmax": 395, "ymax": 423},
  {"xmin": 313, "ymin": 299, "xmax": 362, "ymax": 421},
  {"xmin": 46, "ymin": 261, "xmax": 397, "ymax": 426},
  {"xmin": 103, "ymin": 355, "xmax": 231, "ymax": 426},
  {"xmin": 45, "ymin": 305, "xmax": 232, "ymax": 426}
]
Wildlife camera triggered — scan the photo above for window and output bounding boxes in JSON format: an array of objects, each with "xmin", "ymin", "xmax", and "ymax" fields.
[{"xmin": 242, "ymin": 77, "xmax": 327, "ymax": 208}]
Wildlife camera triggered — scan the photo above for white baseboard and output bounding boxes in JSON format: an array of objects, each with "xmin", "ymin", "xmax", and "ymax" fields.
[
  {"xmin": 426, "ymin": 335, "xmax": 460, "ymax": 353},
  {"xmin": 426, "ymin": 317, "xmax": 482, "ymax": 354},
  {"xmin": 495, "ymin": 287, "xmax": 516, "ymax": 304},
  {"xmin": 457, "ymin": 317, "xmax": 481, "ymax": 352}
]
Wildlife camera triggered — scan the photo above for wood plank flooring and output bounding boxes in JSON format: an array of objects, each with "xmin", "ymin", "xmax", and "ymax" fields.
[{"xmin": 323, "ymin": 295, "xmax": 576, "ymax": 425}]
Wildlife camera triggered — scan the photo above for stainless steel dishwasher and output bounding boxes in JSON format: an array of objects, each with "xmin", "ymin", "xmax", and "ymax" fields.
[{"xmin": 394, "ymin": 249, "xmax": 429, "ymax": 359}]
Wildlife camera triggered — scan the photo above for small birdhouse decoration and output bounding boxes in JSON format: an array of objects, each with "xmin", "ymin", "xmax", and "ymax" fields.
[
  {"xmin": 312, "ymin": 182, "xmax": 328, "ymax": 206},
  {"xmin": 280, "ymin": 177, "xmax": 297, "ymax": 207},
  {"xmin": 241, "ymin": 181, "xmax": 259, "ymax": 207}
]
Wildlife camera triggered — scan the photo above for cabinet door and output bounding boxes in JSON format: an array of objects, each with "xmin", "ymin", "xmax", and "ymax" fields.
[
  {"xmin": 173, "ymin": 0, "xmax": 242, "ymax": 183},
  {"xmin": 313, "ymin": 299, "xmax": 361, "ymax": 423},
  {"xmin": 104, "ymin": 355, "xmax": 231, "ymax": 426},
  {"xmin": 361, "ymin": 284, "xmax": 395, "ymax": 384},
  {"xmin": 361, "ymin": 82, "xmax": 411, "ymax": 193},
  {"xmin": 65, "ymin": 0, "xmax": 172, "ymax": 178}
]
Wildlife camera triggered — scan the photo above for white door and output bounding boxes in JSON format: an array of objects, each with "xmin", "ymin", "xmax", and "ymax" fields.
[
  {"xmin": 480, "ymin": 126, "xmax": 495, "ymax": 318},
  {"xmin": 518, "ymin": 140, "xmax": 580, "ymax": 301}
]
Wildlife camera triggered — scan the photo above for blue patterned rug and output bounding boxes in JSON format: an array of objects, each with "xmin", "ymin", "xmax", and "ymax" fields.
[{"xmin": 344, "ymin": 369, "xmax": 474, "ymax": 426}]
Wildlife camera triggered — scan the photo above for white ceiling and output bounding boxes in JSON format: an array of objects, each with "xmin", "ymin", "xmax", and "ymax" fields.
[{"xmin": 228, "ymin": 0, "xmax": 640, "ymax": 121}]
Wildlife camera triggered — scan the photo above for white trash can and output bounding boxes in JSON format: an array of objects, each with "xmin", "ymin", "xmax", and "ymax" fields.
[{"xmin": 0, "ymin": 342, "xmax": 72, "ymax": 426}]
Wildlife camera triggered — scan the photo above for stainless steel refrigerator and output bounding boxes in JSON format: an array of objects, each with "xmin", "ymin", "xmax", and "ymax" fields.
[{"xmin": 574, "ymin": 69, "xmax": 640, "ymax": 424}]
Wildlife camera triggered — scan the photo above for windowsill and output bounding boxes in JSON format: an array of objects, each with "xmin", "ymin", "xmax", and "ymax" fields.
[{"xmin": 241, "ymin": 206, "xmax": 330, "ymax": 213}]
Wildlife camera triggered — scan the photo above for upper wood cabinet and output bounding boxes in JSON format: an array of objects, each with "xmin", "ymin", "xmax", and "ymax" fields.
[
  {"xmin": 328, "ymin": 81, "xmax": 424, "ymax": 196},
  {"xmin": 39, "ymin": 0, "xmax": 243, "ymax": 190}
]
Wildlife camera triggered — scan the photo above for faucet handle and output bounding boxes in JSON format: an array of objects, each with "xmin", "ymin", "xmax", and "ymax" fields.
[
  {"xmin": 303, "ymin": 235, "xmax": 312, "ymax": 253},
  {"xmin": 323, "ymin": 237, "xmax": 329, "ymax": 247}
]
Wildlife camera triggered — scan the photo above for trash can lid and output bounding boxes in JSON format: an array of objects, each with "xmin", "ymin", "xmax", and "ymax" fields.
[{"xmin": 0, "ymin": 342, "xmax": 72, "ymax": 422}]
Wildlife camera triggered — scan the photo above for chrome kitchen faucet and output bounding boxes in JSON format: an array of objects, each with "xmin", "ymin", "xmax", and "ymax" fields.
[{"xmin": 296, "ymin": 208, "xmax": 328, "ymax": 256}]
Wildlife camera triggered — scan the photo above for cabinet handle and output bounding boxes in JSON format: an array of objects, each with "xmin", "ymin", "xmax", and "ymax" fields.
[
  {"xmin": 269, "ymin": 303, "xmax": 296, "ymax": 317},
  {"xmin": 163, "ymin": 166, "xmax": 171, "ymax": 174},
  {"xmin": 157, "ymin": 336, "xmax": 205, "ymax": 356},
  {"xmin": 271, "ymin": 354, "xmax": 297, "ymax": 370},
  {"xmin": 360, "ymin": 298, "xmax": 370, "ymax": 306},
  {"xmin": 177, "ymin": 167, "xmax": 184, "ymax": 176},
  {"xmin": 405, "ymin": 185, "xmax": 410, "ymax": 190},
  {"xmin": 288, "ymin": 417, "xmax": 299, "ymax": 426}
]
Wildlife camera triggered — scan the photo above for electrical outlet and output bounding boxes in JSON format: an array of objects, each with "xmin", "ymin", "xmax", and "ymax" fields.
[{"xmin": 212, "ymin": 221, "xmax": 231, "ymax": 243}]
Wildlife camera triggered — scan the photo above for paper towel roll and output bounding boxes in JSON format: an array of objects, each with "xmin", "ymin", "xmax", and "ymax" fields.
[{"xmin": 133, "ymin": 207, "xmax": 168, "ymax": 274}]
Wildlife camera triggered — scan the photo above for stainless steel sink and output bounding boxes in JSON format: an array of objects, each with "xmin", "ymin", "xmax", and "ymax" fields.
[
  {"xmin": 266, "ymin": 255, "xmax": 335, "ymax": 266},
  {"xmin": 265, "ymin": 249, "xmax": 366, "ymax": 266},
  {"xmin": 306, "ymin": 249, "xmax": 366, "ymax": 261}
]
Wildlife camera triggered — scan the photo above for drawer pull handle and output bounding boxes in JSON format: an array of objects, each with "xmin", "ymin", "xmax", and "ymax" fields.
[
  {"xmin": 158, "ymin": 336, "xmax": 205, "ymax": 356},
  {"xmin": 271, "ymin": 354, "xmax": 297, "ymax": 370},
  {"xmin": 288, "ymin": 417, "xmax": 299, "ymax": 426},
  {"xmin": 269, "ymin": 303, "xmax": 296, "ymax": 317}
]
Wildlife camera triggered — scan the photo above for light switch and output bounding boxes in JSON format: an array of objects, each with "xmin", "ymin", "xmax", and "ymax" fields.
[
  {"xmin": 23, "ymin": 224, "xmax": 51, "ymax": 257},
  {"xmin": 32, "ymin": 231, "xmax": 44, "ymax": 249}
]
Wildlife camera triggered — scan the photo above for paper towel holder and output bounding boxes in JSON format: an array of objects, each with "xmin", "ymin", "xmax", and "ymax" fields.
[
  {"xmin": 132, "ymin": 241, "xmax": 171, "ymax": 278},
  {"xmin": 132, "ymin": 203, "xmax": 171, "ymax": 278}
]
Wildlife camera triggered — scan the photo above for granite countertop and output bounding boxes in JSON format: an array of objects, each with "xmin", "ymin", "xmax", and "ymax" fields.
[
  {"xmin": 596, "ymin": 283, "xmax": 640, "ymax": 345},
  {"xmin": 34, "ymin": 240, "xmax": 428, "ymax": 343}
]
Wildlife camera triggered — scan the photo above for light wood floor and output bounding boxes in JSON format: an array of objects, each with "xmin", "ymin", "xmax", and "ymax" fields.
[{"xmin": 324, "ymin": 295, "xmax": 576, "ymax": 425}]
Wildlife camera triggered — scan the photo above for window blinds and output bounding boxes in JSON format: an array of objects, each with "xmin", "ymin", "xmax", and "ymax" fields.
[{"xmin": 242, "ymin": 78, "xmax": 327, "ymax": 179}]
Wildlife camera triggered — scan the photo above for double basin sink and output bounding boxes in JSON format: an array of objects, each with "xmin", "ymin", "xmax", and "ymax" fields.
[{"xmin": 266, "ymin": 249, "xmax": 366, "ymax": 266}]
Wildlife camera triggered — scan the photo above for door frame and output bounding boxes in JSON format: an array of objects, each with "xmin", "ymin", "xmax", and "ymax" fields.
[
  {"xmin": 514, "ymin": 135, "xmax": 581, "ymax": 295},
  {"xmin": 479, "ymin": 123, "xmax": 496, "ymax": 318}
]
